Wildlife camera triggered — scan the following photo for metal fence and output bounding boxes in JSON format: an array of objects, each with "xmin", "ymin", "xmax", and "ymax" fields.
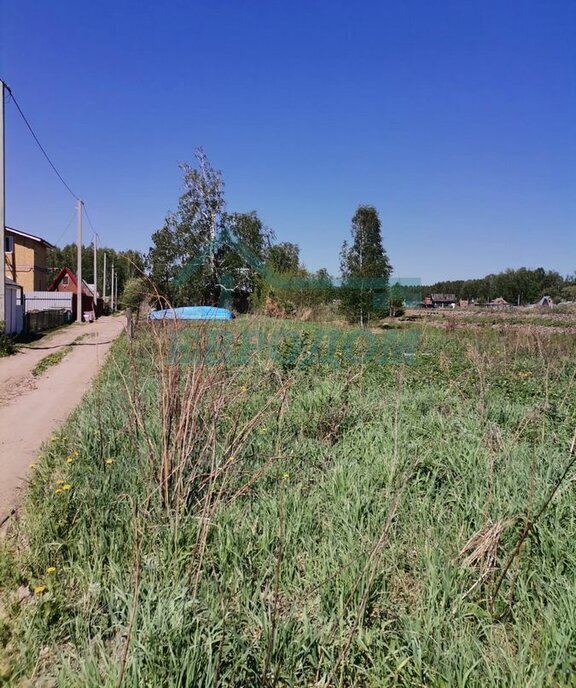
[{"xmin": 23, "ymin": 291, "xmax": 73, "ymax": 313}]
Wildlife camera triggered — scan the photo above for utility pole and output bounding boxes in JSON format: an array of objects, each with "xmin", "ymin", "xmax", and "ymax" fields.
[
  {"xmin": 92, "ymin": 232, "xmax": 97, "ymax": 308},
  {"xmin": 111, "ymin": 263, "xmax": 115, "ymax": 312},
  {"xmin": 115, "ymin": 268, "xmax": 118, "ymax": 309},
  {"xmin": 102, "ymin": 252, "xmax": 107, "ymax": 303},
  {"xmin": 76, "ymin": 199, "xmax": 83, "ymax": 322},
  {"xmin": 0, "ymin": 80, "xmax": 6, "ymax": 329}
]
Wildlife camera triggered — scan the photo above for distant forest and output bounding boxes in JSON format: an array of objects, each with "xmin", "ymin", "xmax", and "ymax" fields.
[{"xmin": 423, "ymin": 267, "xmax": 576, "ymax": 305}]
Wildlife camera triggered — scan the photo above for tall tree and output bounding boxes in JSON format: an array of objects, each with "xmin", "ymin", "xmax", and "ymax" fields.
[
  {"xmin": 148, "ymin": 147, "xmax": 225, "ymax": 305},
  {"xmin": 340, "ymin": 205, "xmax": 392, "ymax": 326}
]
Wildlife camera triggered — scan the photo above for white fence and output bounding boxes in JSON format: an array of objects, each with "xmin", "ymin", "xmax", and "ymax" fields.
[{"xmin": 24, "ymin": 291, "xmax": 73, "ymax": 313}]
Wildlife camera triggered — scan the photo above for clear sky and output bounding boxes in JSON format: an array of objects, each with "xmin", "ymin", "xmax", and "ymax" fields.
[{"xmin": 1, "ymin": 0, "xmax": 574, "ymax": 283}]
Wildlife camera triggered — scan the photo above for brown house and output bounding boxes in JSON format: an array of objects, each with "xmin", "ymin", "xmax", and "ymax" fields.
[
  {"xmin": 48, "ymin": 267, "xmax": 104, "ymax": 319},
  {"xmin": 4, "ymin": 226, "xmax": 54, "ymax": 291}
]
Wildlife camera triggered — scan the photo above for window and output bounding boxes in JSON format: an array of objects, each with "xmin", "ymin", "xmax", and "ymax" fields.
[
  {"xmin": 4, "ymin": 236, "xmax": 14, "ymax": 253},
  {"xmin": 62, "ymin": 275, "xmax": 69, "ymax": 286}
]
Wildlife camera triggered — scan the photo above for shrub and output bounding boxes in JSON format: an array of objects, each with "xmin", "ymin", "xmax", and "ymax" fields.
[{"xmin": 0, "ymin": 327, "xmax": 15, "ymax": 357}]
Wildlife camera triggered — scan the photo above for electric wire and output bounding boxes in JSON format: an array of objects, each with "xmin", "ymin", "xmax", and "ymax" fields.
[
  {"xmin": 3, "ymin": 83, "xmax": 79, "ymax": 201},
  {"xmin": 3, "ymin": 82, "xmax": 105, "ymax": 246}
]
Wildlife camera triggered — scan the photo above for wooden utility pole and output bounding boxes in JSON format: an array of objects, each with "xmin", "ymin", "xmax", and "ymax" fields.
[
  {"xmin": 76, "ymin": 199, "xmax": 83, "ymax": 322},
  {"xmin": 102, "ymin": 252, "xmax": 107, "ymax": 303},
  {"xmin": 92, "ymin": 232, "xmax": 97, "ymax": 307},
  {"xmin": 0, "ymin": 80, "xmax": 5, "ymax": 328},
  {"xmin": 111, "ymin": 263, "xmax": 115, "ymax": 312}
]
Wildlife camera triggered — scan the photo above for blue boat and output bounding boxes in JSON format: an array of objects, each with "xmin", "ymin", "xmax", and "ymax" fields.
[{"xmin": 148, "ymin": 306, "xmax": 235, "ymax": 321}]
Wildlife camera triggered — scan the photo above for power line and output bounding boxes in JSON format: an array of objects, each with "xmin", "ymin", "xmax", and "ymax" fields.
[
  {"xmin": 3, "ymin": 82, "xmax": 105, "ymax": 250},
  {"xmin": 53, "ymin": 211, "xmax": 77, "ymax": 246},
  {"xmin": 83, "ymin": 205, "xmax": 98, "ymax": 238},
  {"xmin": 4, "ymin": 83, "xmax": 79, "ymax": 201}
]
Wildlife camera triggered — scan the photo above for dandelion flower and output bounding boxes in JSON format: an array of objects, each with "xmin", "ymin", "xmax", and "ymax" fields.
[
  {"xmin": 56, "ymin": 479, "xmax": 65, "ymax": 485},
  {"xmin": 62, "ymin": 484, "xmax": 71, "ymax": 491},
  {"xmin": 46, "ymin": 566, "xmax": 56, "ymax": 574},
  {"xmin": 66, "ymin": 457, "xmax": 74, "ymax": 464},
  {"xmin": 34, "ymin": 585, "xmax": 46, "ymax": 594},
  {"xmin": 73, "ymin": 451, "xmax": 79, "ymax": 457},
  {"xmin": 105, "ymin": 458, "xmax": 113, "ymax": 465},
  {"xmin": 283, "ymin": 472, "xmax": 289, "ymax": 480},
  {"xmin": 54, "ymin": 488, "xmax": 63, "ymax": 494}
]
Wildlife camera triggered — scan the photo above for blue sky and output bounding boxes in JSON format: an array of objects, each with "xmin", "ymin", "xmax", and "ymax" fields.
[{"xmin": 1, "ymin": 0, "xmax": 574, "ymax": 283}]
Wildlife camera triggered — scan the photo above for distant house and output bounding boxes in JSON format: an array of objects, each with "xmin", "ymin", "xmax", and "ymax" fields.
[
  {"xmin": 430, "ymin": 293, "xmax": 457, "ymax": 309},
  {"xmin": 536, "ymin": 295, "xmax": 554, "ymax": 308},
  {"xmin": 4, "ymin": 226, "xmax": 54, "ymax": 291},
  {"xmin": 48, "ymin": 267, "xmax": 103, "ymax": 319},
  {"xmin": 487, "ymin": 297, "xmax": 511, "ymax": 308}
]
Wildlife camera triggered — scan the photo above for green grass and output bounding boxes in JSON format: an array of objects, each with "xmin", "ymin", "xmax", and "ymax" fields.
[
  {"xmin": 1, "ymin": 319, "xmax": 576, "ymax": 686},
  {"xmin": 31, "ymin": 346, "xmax": 74, "ymax": 377}
]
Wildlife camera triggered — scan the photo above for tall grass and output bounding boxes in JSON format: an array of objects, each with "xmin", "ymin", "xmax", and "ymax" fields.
[{"xmin": 1, "ymin": 319, "xmax": 576, "ymax": 686}]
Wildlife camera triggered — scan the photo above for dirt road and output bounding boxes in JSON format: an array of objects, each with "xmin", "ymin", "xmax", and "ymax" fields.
[{"xmin": 0, "ymin": 316, "xmax": 125, "ymax": 523}]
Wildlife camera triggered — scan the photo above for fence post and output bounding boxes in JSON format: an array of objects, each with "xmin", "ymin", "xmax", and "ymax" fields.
[{"xmin": 125, "ymin": 308, "xmax": 134, "ymax": 340}]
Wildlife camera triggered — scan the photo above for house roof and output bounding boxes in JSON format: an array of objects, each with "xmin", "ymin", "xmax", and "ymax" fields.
[
  {"xmin": 48, "ymin": 267, "xmax": 95, "ymax": 296},
  {"xmin": 489, "ymin": 297, "xmax": 510, "ymax": 305},
  {"xmin": 431, "ymin": 293, "xmax": 457, "ymax": 302},
  {"xmin": 5, "ymin": 226, "xmax": 55, "ymax": 249}
]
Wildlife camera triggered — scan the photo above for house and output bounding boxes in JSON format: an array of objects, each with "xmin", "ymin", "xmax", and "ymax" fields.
[
  {"xmin": 536, "ymin": 295, "xmax": 554, "ymax": 308},
  {"xmin": 487, "ymin": 297, "xmax": 511, "ymax": 308},
  {"xmin": 4, "ymin": 226, "xmax": 54, "ymax": 291},
  {"xmin": 48, "ymin": 267, "xmax": 104, "ymax": 319},
  {"xmin": 430, "ymin": 293, "xmax": 457, "ymax": 309}
]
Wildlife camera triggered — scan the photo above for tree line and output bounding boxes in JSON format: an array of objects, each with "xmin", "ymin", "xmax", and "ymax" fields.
[{"xmin": 425, "ymin": 267, "xmax": 576, "ymax": 305}]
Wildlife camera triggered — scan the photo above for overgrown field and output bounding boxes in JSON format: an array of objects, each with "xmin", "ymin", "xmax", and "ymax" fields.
[{"xmin": 1, "ymin": 319, "xmax": 575, "ymax": 687}]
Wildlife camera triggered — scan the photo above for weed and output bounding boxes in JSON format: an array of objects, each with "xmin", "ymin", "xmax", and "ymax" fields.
[{"xmin": 31, "ymin": 346, "xmax": 73, "ymax": 377}]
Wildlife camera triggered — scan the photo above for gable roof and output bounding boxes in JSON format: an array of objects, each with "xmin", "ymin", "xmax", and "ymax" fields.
[
  {"xmin": 489, "ymin": 297, "xmax": 510, "ymax": 305},
  {"xmin": 48, "ymin": 267, "xmax": 95, "ymax": 296},
  {"xmin": 5, "ymin": 226, "xmax": 55, "ymax": 249}
]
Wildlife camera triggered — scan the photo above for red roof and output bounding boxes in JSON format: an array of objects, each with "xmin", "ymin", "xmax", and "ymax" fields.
[{"xmin": 48, "ymin": 267, "xmax": 94, "ymax": 296}]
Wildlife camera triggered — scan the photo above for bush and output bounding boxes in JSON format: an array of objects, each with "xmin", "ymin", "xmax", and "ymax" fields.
[{"xmin": 0, "ymin": 327, "xmax": 15, "ymax": 357}]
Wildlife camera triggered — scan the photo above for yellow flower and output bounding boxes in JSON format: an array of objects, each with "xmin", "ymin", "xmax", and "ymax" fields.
[
  {"xmin": 56, "ymin": 479, "xmax": 65, "ymax": 485},
  {"xmin": 282, "ymin": 472, "xmax": 289, "ymax": 480},
  {"xmin": 62, "ymin": 484, "xmax": 71, "ymax": 490},
  {"xmin": 66, "ymin": 457, "xmax": 74, "ymax": 464},
  {"xmin": 73, "ymin": 451, "xmax": 79, "ymax": 457},
  {"xmin": 46, "ymin": 566, "xmax": 56, "ymax": 574},
  {"xmin": 105, "ymin": 458, "xmax": 113, "ymax": 465},
  {"xmin": 34, "ymin": 585, "xmax": 46, "ymax": 594},
  {"xmin": 55, "ymin": 488, "xmax": 63, "ymax": 494}
]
